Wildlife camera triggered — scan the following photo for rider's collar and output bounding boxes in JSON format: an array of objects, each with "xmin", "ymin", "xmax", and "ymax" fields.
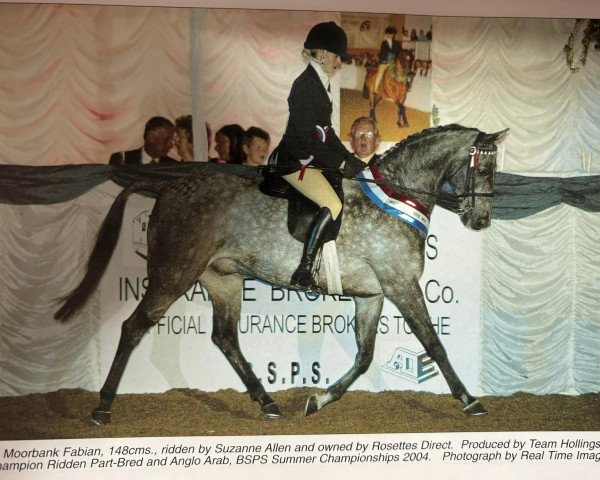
[{"xmin": 310, "ymin": 59, "xmax": 331, "ymax": 93}]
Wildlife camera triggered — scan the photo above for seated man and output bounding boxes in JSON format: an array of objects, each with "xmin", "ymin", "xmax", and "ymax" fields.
[
  {"xmin": 109, "ymin": 116, "xmax": 177, "ymax": 165},
  {"xmin": 349, "ymin": 116, "xmax": 380, "ymax": 163}
]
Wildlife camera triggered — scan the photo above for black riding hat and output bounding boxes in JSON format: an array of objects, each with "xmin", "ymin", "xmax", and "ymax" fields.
[{"xmin": 304, "ymin": 22, "xmax": 351, "ymax": 61}]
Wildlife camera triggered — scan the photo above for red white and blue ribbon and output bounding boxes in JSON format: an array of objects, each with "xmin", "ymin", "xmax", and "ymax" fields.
[
  {"xmin": 357, "ymin": 163, "xmax": 430, "ymax": 235},
  {"xmin": 315, "ymin": 124, "xmax": 329, "ymax": 143}
]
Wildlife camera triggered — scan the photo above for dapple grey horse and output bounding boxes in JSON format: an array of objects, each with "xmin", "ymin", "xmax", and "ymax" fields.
[{"xmin": 55, "ymin": 124, "xmax": 508, "ymax": 424}]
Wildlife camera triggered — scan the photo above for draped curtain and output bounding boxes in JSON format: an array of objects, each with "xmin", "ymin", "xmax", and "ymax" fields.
[
  {"xmin": 480, "ymin": 205, "xmax": 600, "ymax": 394},
  {"xmin": 432, "ymin": 17, "xmax": 600, "ymax": 172},
  {"xmin": 433, "ymin": 17, "xmax": 600, "ymax": 394},
  {"xmin": 0, "ymin": 4, "xmax": 192, "ymax": 165}
]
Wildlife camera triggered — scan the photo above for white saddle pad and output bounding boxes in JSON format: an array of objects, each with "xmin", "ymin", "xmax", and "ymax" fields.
[{"xmin": 322, "ymin": 240, "xmax": 343, "ymax": 295}]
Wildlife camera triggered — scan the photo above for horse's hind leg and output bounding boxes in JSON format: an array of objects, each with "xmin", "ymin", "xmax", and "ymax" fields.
[
  {"xmin": 91, "ymin": 286, "xmax": 186, "ymax": 424},
  {"xmin": 305, "ymin": 294, "xmax": 384, "ymax": 415},
  {"xmin": 393, "ymin": 285, "xmax": 486, "ymax": 416},
  {"xmin": 202, "ymin": 267, "xmax": 282, "ymax": 419}
]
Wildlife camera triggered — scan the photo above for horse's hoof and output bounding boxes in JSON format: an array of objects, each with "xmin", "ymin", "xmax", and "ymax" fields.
[
  {"xmin": 463, "ymin": 399, "xmax": 487, "ymax": 416},
  {"xmin": 305, "ymin": 395, "xmax": 320, "ymax": 416},
  {"xmin": 90, "ymin": 409, "xmax": 111, "ymax": 425},
  {"xmin": 261, "ymin": 402, "xmax": 282, "ymax": 420}
]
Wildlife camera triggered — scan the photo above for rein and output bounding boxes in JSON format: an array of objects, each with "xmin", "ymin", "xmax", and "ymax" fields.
[{"xmin": 261, "ymin": 134, "xmax": 496, "ymax": 211}]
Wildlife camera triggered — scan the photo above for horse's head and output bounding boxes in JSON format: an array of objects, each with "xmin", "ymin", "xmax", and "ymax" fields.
[
  {"xmin": 445, "ymin": 128, "xmax": 509, "ymax": 230},
  {"xmin": 394, "ymin": 49, "xmax": 414, "ymax": 75}
]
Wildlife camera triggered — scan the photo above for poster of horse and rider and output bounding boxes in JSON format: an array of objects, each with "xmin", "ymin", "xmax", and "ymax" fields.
[
  {"xmin": 339, "ymin": 13, "xmax": 433, "ymax": 138},
  {"xmin": 0, "ymin": 2, "xmax": 599, "ymax": 480}
]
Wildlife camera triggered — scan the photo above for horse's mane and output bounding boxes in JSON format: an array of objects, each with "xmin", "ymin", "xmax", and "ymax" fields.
[
  {"xmin": 378, "ymin": 124, "xmax": 477, "ymax": 163},
  {"xmin": 373, "ymin": 124, "xmax": 480, "ymax": 214}
]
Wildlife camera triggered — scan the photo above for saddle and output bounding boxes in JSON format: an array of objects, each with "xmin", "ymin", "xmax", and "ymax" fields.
[{"xmin": 259, "ymin": 165, "xmax": 344, "ymax": 244}]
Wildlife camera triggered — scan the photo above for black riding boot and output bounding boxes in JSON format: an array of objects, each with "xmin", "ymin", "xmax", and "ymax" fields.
[{"xmin": 290, "ymin": 207, "xmax": 333, "ymax": 290}]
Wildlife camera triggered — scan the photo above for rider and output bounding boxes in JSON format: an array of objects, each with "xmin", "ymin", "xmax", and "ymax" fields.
[
  {"xmin": 374, "ymin": 26, "xmax": 401, "ymax": 91},
  {"xmin": 272, "ymin": 21, "xmax": 366, "ymax": 290}
]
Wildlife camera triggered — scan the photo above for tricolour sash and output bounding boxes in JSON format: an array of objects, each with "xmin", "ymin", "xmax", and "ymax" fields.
[{"xmin": 357, "ymin": 164, "xmax": 430, "ymax": 235}]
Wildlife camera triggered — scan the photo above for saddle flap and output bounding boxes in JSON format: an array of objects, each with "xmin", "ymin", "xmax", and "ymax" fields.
[{"xmin": 259, "ymin": 163, "xmax": 344, "ymax": 245}]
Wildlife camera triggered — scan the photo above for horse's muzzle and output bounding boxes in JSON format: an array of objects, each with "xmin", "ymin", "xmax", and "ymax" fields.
[{"xmin": 473, "ymin": 216, "xmax": 491, "ymax": 230}]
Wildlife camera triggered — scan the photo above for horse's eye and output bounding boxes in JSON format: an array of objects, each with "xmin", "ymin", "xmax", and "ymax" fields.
[{"xmin": 477, "ymin": 166, "xmax": 488, "ymax": 175}]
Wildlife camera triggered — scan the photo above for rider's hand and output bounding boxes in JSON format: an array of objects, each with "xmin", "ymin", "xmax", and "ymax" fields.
[{"xmin": 341, "ymin": 156, "xmax": 366, "ymax": 178}]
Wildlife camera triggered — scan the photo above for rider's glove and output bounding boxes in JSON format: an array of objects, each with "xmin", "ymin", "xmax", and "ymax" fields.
[{"xmin": 341, "ymin": 156, "xmax": 367, "ymax": 178}]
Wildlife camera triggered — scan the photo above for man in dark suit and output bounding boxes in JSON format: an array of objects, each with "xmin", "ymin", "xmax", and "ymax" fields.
[
  {"xmin": 349, "ymin": 116, "xmax": 380, "ymax": 164},
  {"xmin": 109, "ymin": 116, "xmax": 178, "ymax": 165}
]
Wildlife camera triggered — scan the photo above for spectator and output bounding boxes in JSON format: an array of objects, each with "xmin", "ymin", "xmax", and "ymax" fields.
[
  {"xmin": 242, "ymin": 127, "xmax": 271, "ymax": 166},
  {"xmin": 348, "ymin": 116, "xmax": 380, "ymax": 163},
  {"xmin": 109, "ymin": 116, "xmax": 177, "ymax": 165},
  {"xmin": 175, "ymin": 115, "xmax": 193, "ymax": 162},
  {"xmin": 212, "ymin": 124, "xmax": 245, "ymax": 164}
]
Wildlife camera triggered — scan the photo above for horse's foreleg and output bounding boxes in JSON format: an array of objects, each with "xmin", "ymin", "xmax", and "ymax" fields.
[
  {"xmin": 393, "ymin": 286, "xmax": 486, "ymax": 416},
  {"xmin": 203, "ymin": 268, "xmax": 281, "ymax": 419},
  {"xmin": 305, "ymin": 294, "xmax": 384, "ymax": 415},
  {"xmin": 397, "ymin": 101, "xmax": 409, "ymax": 128}
]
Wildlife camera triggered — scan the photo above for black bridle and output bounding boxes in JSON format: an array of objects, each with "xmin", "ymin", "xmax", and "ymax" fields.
[
  {"xmin": 364, "ymin": 134, "xmax": 498, "ymax": 213},
  {"xmin": 447, "ymin": 137, "xmax": 497, "ymax": 210},
  {"xmin": 261, "ymin": 135, "xmax": 497, "ymax": 214}
]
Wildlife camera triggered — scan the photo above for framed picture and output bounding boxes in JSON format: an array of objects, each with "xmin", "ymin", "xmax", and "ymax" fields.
[{"xmin": 0, "ymin": 1, "xmax": 598, "ymax": 479}]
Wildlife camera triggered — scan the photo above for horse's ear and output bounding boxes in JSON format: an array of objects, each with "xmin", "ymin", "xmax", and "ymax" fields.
[{"xmin": 487, "ymin": 128, "xmax": 509, "ymax": 144}]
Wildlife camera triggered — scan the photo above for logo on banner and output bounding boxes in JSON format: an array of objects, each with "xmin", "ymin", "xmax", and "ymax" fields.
[
  {"xmin": 381, "ymin": 346, "xmax": 438, "ymax": 384},
  {"xmin": 132, "ymin": 210, "xmax": 150, "ymax": 259}
]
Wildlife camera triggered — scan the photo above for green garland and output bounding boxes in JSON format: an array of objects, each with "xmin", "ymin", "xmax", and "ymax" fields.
[{"xmin": 564, "ymin": 19, "xmax": 600, "ymax": 72}]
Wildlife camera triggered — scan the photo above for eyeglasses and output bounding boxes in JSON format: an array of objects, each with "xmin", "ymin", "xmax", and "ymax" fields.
[{"xmin": 351, "ymin": 131, "xmax": 377, "ymax": 139}]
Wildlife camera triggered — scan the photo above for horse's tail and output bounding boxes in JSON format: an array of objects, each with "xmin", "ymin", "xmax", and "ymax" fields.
[{"xmin": 54, "ymin": 181, "xmax": 162, "ymax": 322}]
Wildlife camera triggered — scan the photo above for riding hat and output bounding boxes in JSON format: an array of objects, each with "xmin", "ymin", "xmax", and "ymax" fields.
[{"xmin": 304, "ymin": 22, "xmax": 351, "ymax": 61}]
